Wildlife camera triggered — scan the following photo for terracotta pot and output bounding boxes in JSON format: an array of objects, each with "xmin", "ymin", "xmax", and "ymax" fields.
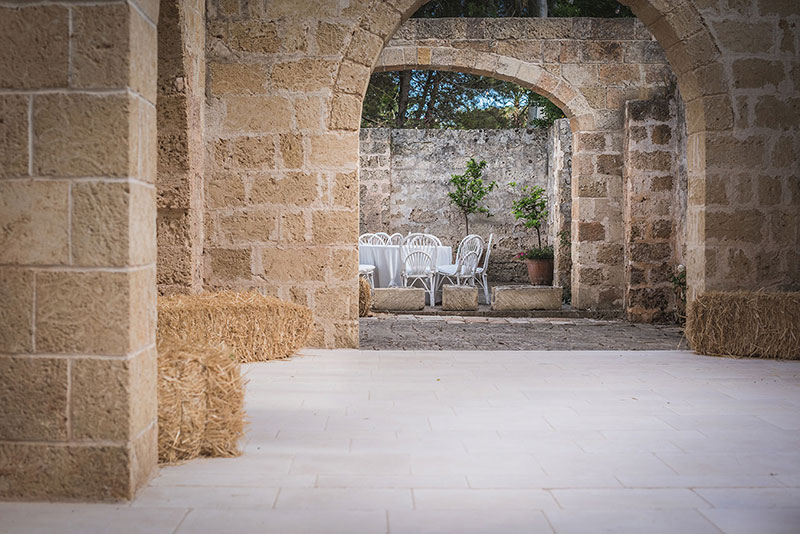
[{"xmin": 525, "ymin": 258, "xmax": 554, "ymax": 286}]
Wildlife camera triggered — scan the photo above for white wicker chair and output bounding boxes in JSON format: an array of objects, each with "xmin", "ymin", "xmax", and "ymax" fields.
[
  {"xmin": 359, "ymin": 233, "xmax": 385, "ymax": 245},
  {"xmin": 436, "ymin": 250, "xmax": 481, "ymax": 288},
  {"xmin": 374, "ymin": 232, "xmax": 391, "ymax": 244},
  {"xmin": 474, "ymin": 233, "xmax": 494, "ymax": 304},
  {"xmin": 401, "ymin": 250, "xmax": 435, "ymax": 306},
  {"xmin": 402, "ymin": 233, "xmax": 440, "ymax": 248},
  {"xmin": 359, "ymin": 233, "xmax": 375, "ymax": 245},
  {"xmin": 388, "ymin": 233, "xmax": 404, "ymax": 245},
  {"xmin": 436, "ymin": 235, "xmax": 483, "ymax": 289}
]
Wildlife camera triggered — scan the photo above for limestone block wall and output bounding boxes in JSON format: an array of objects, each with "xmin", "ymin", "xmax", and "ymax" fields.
[
  {"xmin": 0, "ymin": 0, "xmax": 159, "ymax": 500},
  {"xmin": 359, "ymin": 127, "xmax": 573, "ymax": 282},
  {"xmin": 624, "ymin": 93, "xmax": 688, "ymax": 322},
  {"xmin": 156, "ymin": 0, "xmax": 206, "ymax": 295},
  {"xmin": 623, "ymin": 0, "xmax": 800, "ymax": 298}
]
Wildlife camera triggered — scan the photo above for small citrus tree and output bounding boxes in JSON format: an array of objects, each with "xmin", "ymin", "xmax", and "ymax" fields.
[
  {"xmin": 510, "ymin": 182, "xmax": 553, "ymax": 259},
  {"xmin": 448, "ymin": 158, "xmax": 496, "ymax": 235}
]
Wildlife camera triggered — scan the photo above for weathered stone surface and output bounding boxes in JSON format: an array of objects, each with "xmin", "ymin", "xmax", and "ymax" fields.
[
  {"xmin": 372, "ymin": 287, "xmax": 426, "ymax": 311},
  {"xmin": 0, "ymin": 181, "xmax": 69, "ymax": 265},
  {"xmin": 36, "ymin": 271, "xmax": 136, "ymax": 355},
  {"xmin": 250, "ymin": 172, "xmax": 318, "ymax": 205},
  {"xmin": 0, "ymin": 268, "xmax": 34, "ymax": 353},
  {"xmin": 442, "ymin": 285, "xmax": 479, "ymax": 311},
  {"xmin": 71, "ymin": 358, "xmax": 130, "ymax": 441},
  {"xmin": 0, "ymin": 95, "xmax": 29, "ymax": 177},
  {"xmin": 0, "ymin": 442, "xmax": 132, "ymax": 500},
  {"xmin": 0, "ymin": 5, "xmax": 69, "ymax": 89},
  {"xmin": 34, "ymin": 94, "xmax": 131, "ymax": 177},
  {"xmin": 222, "ymin": 96, "xmax": 293, "ymax": 132},
  {"xmin": 312, "ymin": 210, "xmax": 358, "ymax": 245},
  {"xmin": 0, "ymin": 356, "xmax": 68, "ymax": 441},
  {"xmin": 215, "ymin": 136, "xmax": 276, "ymax": 169},
  {"xmin": 72, "ymin": 181, "xmax": 156, "ymax": 267},
  {"xmin": 71, "ymin": 4, "xmax": 129, "ymax": 89},
  {"xmin": 491, "ymin": 285, "xmax": 562, "ymax": 310},
  {"xmin": 205, "ymin": 248, "xmax": 252, "ymax": 282},
  {"xmin": 209, "ymin": 62, "xmax": 268, "ymax": 95},
  {"xmin": 271, "ymin": 59, "xmax": 337, "ymax": 91}
]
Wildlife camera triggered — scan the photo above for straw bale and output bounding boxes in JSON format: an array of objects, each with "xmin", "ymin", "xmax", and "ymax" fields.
[
  {"xmin": 157, "ymin": 337, "xmax": 247, "ymax": 464},
  {"xmin": 158, "ymin": 291, "xmax": 313, "ymax": 362},
  {"xmin": 686, "ymin": 291, "xmax": 800, "ymax": 359},
  {"xmin": 359, "ymin": 276, "xmax": 372, "ymax": 317}
]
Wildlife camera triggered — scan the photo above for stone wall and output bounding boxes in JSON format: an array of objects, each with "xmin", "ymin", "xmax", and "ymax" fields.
[
  {"xmin": 623, "ymin": 92, "xmax": 688, "ymax": 322},
  {"xmin": 360, "ymin": 126, "xmax": 573, "ymax": 282},
  {"xmin": 0, "ymin": 0, "xmax": 159, "ymax": 500},
  {"xmin": 157, "ymin": 0, "xmax": 206, "ymax": 295}
]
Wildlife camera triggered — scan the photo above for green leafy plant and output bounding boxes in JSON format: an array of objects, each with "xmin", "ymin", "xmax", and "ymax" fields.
[
  {"xmin": 448, "ymin": 159, "xmax": 497, "ymax": 234},
  {"xmin": 509, "ymin": 182, "xmax": 552, "ymax": 259}
]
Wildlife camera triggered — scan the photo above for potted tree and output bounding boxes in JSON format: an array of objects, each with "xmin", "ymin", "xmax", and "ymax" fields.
[
  {"xmin": 510, "ymin": 182, "xmax": 554, "ymax": 285},
  {"xmin": 448, "ymin": 158, "xmax": 497, "ymax": 235}
]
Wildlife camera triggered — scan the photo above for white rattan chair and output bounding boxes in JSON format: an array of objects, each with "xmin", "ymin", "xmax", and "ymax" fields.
[
  {"xmin": 388, "ymin": 233, "xmax": 404, "ymax": 245},
  {"xmin": 436, "ymin": 235, "xmax": 483, "ymax": 290},
  {"xmin": 360, "ymin": 233, "xmax": 385, "ymax": 245},
  {"xmin": 436, "ymin": 250, "xmax": 481, "ymax": 288},
  {"xmin": 401, "ymin": 250, "xmax": 435, "ymax": 306},
  {"xmin": 359, "ymin": 233, "xmax": 375, "ymax": 245},
  {"xmin": 474, "ymin": 233, "xmax": 494, "ymax": 304},
  {"xmin": 402, "ymin": 233, "xmax": 441, "ymax": 248},
  {"xmin": 374, "ymin": 232, "xmax": 391, "ymax": 244}
]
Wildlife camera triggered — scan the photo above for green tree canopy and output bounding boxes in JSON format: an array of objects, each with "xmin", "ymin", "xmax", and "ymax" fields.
[{"xmin": 361, "ymin": 0, "xmax": 633, "ymax": 129}]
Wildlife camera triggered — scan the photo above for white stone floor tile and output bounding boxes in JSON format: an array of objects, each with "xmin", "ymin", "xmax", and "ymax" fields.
[
  {"xmin": 6, "ymin": 349, "xmax": 800, "ymax": 534},
  {"xmin": 388, "ymin": 510, "xmax": 553, "ymax": 534},
  {"xmin": 699, "ymin": 508, "xmax": 800, "ymax": 534},
  {"xmin": 0, "ymin": 503, "xmax": 188, "ymax": 534},
  {"xmin": 176, "ymin": 508, "xmax": 388, "ymax": 534}
]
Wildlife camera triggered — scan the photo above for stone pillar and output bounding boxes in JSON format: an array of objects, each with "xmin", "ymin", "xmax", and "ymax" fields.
[
  {"xmin": 623, "ymin": 94, "xmax": 684, "ymax": 322},
  {"xmin": 548, "ymin": 118, "xmax": 573, "ymax": 294},
  {"xmin": 0, "ymin": 0, "xmax": 158, "ymax": 500},
  {"xmin": 156, "ymin": 0, "xmax": 206, "ymax": 295}
]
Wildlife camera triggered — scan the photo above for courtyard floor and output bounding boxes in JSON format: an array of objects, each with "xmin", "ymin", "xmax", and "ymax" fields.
[
  {"xmin": 360, "ymin": 315, "xmax": 687, "ymax": 351},
  {"xmin": 3, "ymin": 348, "xmax": 800, "ymax": 533}
]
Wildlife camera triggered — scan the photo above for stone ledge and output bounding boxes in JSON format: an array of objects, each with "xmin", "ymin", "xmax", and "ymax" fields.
[
  {"xmin": 372, "ymin": 287, "xmax": 425, "ymax": 311},
  {"xmin": 491, "ymin": 285, "xmax": 562, "ymax": 311},
  {"xmin": 442, "ymin": 285, "xmax": 478, "ymax": 311}
]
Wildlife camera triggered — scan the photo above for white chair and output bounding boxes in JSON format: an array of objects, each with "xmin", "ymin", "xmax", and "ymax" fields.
[
  {"xmin": 374, "ymin": 232, "xmax": 391, "ymax": 244},
  {"xmin": 360, "ymin": 233, "xmax": 385, "ymax": 245},
  {"xmin": 474, "ymin": 233, "xmax": 494, "ymax": 304},
  {"xmin": 359, "ymin": 264, "xmax": 375, "ymax": 288},
  {"xmin": 436, "ymin": 235, "xmax": 483, "ymax": 290},
  {"xmin": 388, "ymin": 233, "xmax": 404, "ymax": 245},
  {"xmin": 437, "ymin": 250, "xmax": 481, "ymax": 288},
  {"xmin": 402, "ymin": 233, "xmax": 440, "ymax": 248},
  {"xmin": 401, "ymin": 250, "xmax": 435, "ymax": 306}
]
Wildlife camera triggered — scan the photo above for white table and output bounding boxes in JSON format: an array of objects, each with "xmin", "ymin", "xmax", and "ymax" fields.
[{"xmin": 359, "ymin": 244, "xmax": 453, "ymax": 288}]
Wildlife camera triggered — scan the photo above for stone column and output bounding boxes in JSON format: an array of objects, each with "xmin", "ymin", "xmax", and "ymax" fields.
[{"xmin": 0, "ymin": 0, "xmax": 158, "ymax": 500}]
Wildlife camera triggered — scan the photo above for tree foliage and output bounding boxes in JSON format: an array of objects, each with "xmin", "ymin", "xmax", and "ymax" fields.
[
  {"xmin": 361, "ymin": 0, "xmax": 633, "ymax": 129},
  {"xmin": 509, "ymin": 182, "xmax": 549, "ymax": 252},
  {"xmin": 448, "ymin": 159, "xmax": 497, "ymax": 235}
]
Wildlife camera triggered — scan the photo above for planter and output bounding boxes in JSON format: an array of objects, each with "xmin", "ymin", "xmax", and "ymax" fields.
[{"xmin": 525, "ymin": 258, "xmax": 554, "ymax": 286}]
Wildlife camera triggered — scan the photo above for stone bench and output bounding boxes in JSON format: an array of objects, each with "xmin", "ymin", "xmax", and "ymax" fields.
[
  {"xmin": 442, "ymin": 285, "xmax": 478, "ymax": 311},
  {"xmin": 372, "ymin": 287, "xmax": 426, "ymax": 311},
  {"xmin": 491, "ymin": 285, "xmax": 562, "ymax": 311}
]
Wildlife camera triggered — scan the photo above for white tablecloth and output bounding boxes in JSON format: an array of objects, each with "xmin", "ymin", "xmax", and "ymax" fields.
[{"xmin": 359, "ymin": 244, "xmax": 453, "ymax": 288}]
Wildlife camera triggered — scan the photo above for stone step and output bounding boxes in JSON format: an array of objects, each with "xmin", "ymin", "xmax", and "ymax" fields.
[{"xmin": 491, "ymin": 285, "xmax": 563, "ymax": 311}]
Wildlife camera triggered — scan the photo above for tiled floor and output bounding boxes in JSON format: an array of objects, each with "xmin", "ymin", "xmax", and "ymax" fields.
[{"xmin": 4, "ymin": 349, "xmax": 800, "ymax": 533}]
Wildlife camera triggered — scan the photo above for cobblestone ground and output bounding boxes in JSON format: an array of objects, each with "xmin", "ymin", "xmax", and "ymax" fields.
[{"xmin": 360, "ymin": 314, "xmax": 687, "ymax": 351}]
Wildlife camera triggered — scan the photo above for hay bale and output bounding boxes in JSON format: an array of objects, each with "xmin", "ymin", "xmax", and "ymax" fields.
[
  {"xmin": 157, "ymin": 337, "xmax": 247, "ymax": 464},
  {"xmin": 359, "ymin": 276, "xmax": 372, "ymax": 317},
  {"xmin": 686, "ymin": 291, "xmax": 800, "ymax": 359},
  {"xmin": 158, "ymin": 291, "xmax": 313, "ymax": 362}
]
